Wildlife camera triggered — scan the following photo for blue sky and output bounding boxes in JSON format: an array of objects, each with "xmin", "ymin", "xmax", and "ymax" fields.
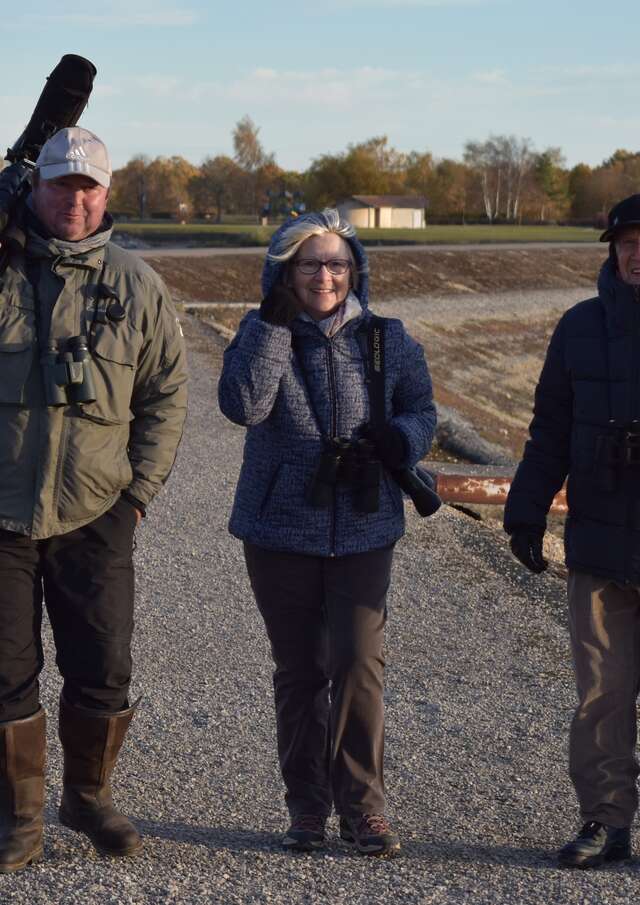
[{"xmin": 2, "ymin": 1, "xmax": 636, "ymax": 172}]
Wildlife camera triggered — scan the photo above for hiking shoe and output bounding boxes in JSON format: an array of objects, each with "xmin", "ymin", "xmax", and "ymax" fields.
[
  {"xmin": 558, "ymin": 821, "xmax": 631, "ymax": 869},
  {"xmin": 282, "ymin": 815, "xmax": 326, "ymax": 852},
  {"xmin": 340, "ymin": 814, "xmax": 400, "ymax": 856}
]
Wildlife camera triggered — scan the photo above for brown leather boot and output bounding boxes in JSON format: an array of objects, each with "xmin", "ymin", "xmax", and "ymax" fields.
[
  {"xmin": 58, "ymin": 697, "xmax": 142, "ymax": 857},
  {"xmin": 0, "ymin": 708, "xmax": 46, "ymax": 873}
]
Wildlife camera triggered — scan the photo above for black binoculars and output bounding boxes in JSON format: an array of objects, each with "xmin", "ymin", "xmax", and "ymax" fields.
[
  {"xmin": 594, "ymin": 422, "xmax": 640, "ymax": 492},
  {"xmin": 596, "ymin": 424, "xmax": 640, "ymax": 467},
  {"xmin": 40, "ymin": 336, "xmax": 97, "ymax": 406},
  {"xmin": 308, "ymin": 437, "xmax": 381, "ymax": 514}
]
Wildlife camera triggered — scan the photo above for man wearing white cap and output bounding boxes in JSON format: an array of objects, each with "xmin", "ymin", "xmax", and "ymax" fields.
[{"xmin": 0, "ymin": 127, "xmax": 187, "ymax": 871}]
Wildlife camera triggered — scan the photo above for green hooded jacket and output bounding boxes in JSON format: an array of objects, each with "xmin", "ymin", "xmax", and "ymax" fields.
[{"xmin": 0, "ymin": 204, "xmax": 188, "ymax": 539}]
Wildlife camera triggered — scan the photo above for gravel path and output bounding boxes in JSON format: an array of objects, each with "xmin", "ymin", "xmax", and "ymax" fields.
[
  {"xmin": 3, "ymin": 313, "xmax": 637, "ymax": 904},
  {"xmin": 376, "ymin": 286, "xmax": 588, "ymax": 325}
]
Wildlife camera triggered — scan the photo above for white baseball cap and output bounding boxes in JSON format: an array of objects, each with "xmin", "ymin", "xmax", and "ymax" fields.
[{"xmin": 35, "ymin": 126, "xmax": 111, "ymax": 188}]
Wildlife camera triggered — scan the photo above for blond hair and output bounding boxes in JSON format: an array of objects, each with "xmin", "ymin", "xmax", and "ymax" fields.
[{"xmin": 268, "ymin": 208, "xmax": 364, "ymax": 288}]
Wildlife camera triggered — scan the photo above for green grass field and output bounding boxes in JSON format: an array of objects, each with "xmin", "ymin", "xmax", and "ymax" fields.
[
  {"xmin": 113, "ymin": 222, "xmax": 275, "ymax": 246},
  {"xmin": 356, "ymin": 224, "xmax": 601, "ymax": 244},
  {"xmin": 112, "ymin": 221, "xmax": 601, "ymax": 247}
]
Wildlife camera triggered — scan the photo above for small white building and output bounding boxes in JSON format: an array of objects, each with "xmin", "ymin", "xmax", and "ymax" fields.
[{"xmin": 337, "ymin": 195, "xmax": 427, "ymax": 229}]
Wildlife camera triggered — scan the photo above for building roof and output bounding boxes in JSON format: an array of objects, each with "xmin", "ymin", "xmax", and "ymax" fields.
[{"xmin": 344, "ymin": 194, "xmax": 428, "ymax": 209}]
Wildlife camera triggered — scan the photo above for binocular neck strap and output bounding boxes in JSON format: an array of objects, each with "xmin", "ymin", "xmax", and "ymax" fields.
[
  {"xmin": 366, "ymin": 314, "xmax": 387, "ymax": 430},
  {"xmin": 24, "ymin": 255, "xmax": 47, "ymax": 348}
]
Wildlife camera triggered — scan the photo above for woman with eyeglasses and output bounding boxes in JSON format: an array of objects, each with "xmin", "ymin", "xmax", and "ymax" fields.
[{"xmin": 218, "ymin": 209, "xmax": 436, "ymax": 856}]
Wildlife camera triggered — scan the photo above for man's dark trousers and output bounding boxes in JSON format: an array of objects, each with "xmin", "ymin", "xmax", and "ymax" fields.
[
  {"xmin": 0, "ymin": 497, "xmax": 137, "ymax": 722},
  {"xmin": 244, "ymin": 541, "xmax": 394, "ymax": 819}
]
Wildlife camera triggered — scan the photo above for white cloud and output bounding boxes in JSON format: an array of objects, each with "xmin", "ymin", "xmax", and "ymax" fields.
[
  {"xmin": 136, "ymin": 65, "xmax": 431, "ymax": 110},
  {"xmin": 127, "ymin": 64, "xmax": 536, "ymax": 141},
  {"xmin": 521, "ymin": 62, "xmax": 640, "ymax": 105},
  {"xmin": 538, "ymin": 63, "xmax": 634, "ymax": 80},
  {"xmin": 93, "ymin": 85, "xmax": 120, "ymax": 98},
  {"xmin": 472, "ymin": 69, "xmax": 508, "ymax": 84},
  {"xmin": 576, "ymin": 113, "xmax": 640, "ymax": 130},
  {"xmin": 137, "ymin": 76, "xmax": 184, "ymax": 99}
]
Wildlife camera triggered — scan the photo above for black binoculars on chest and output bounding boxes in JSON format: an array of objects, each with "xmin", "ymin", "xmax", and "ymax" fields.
[
  {"xmin": 594, "ymin": 422, "xmax": 640, "ymax": 492},
  {"xmin": 308, "ymin": 437, "xmax": 381, "ymax": 513},
  {"xmin": 40, "ymin": 336, "xmax": 97, "ymax": 406},
  {"xmin": 596, "ymin": 423, "xmax": 640, "ymax": 468}
]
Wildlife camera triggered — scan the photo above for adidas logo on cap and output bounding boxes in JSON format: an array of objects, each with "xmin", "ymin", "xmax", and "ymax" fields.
[{"xmin": 35, "ymin": 127, "xmax": 111, "ymax": 189}]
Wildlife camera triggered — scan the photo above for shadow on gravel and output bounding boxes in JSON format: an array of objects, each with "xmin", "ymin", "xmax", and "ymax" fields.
[
  {"xmin": 402, "ymin": 840, "xmax": 555, "ymax": 869},
  {"xmin": 134, "ymin": 819, "xmax": 282, "ymax": 852},
  {"xmin": 401, "ymin": 841, "xmax": 640, "ymax": 873},
  {"xmin": 133, "ymin": 819, "xmax": 385, "ymax": 860}
]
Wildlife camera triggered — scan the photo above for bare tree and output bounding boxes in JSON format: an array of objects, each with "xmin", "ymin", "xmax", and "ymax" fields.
[
  {"xmin": 232, "ymin": 116, "xmax": 275, "ymax": 215},
  {"xmin": 464, "ymin": 139, "xmax": 497, "ymax": 221},
  {"xmin": 505, "ymin": 136, "xmax": 535, "ymax": 220},
  {"xmin": 464, "ymin": 135, "xmax": 534, "ymax": 222},
  {"xmin": 233, "ymin": 115, "xmax": 274, "ymax": 172}
]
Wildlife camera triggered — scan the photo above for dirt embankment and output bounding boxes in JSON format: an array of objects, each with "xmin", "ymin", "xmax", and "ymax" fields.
[{"xmin": 146, "ymin": 245, "xmax": 605, "ymax": 307}]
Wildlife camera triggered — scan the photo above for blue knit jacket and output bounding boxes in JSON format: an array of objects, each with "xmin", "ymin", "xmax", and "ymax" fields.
[
  {"xmin": 504, "ymin": 258, "xmax": 640, "ymax": 583},
  {"xmin": 218, "ymin": 222, "xmax": 436, "ymax": 556}
]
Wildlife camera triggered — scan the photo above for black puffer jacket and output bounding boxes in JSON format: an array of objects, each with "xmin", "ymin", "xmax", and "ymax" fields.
[{"xmin": 504, "ymin": 258, "xmax": 640, "ymax": 583}]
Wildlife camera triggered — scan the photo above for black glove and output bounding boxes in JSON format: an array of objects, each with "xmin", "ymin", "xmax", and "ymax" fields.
[
  {"xmin": 510, "ymin": 527, "xmax": 547, "ymax": 574},
  {"xmin": 259, "ymin": 285, "xmax": 300, "ymax": 327},
  {"xmin": 366, "ymin": 424, "xmax": 407, "ymax": 470}
]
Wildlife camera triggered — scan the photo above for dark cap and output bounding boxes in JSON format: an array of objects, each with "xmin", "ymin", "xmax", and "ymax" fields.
[{"xmin": 600, "ymin": 194, "xmax": 640, "ymax": 242}]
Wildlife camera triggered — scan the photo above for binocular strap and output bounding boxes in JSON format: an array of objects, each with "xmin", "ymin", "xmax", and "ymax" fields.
[
  {"xmin": 24, "ymin": 256, "xmax": 47, "ymax": 348},
  {"xmin": 365, "ymin": 314, "xmax": 388, "ymax": 430}
]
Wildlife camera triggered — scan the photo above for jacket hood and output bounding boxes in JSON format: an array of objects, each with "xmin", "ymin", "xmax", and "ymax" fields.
[
  {"xmin": 597, "ymin": 255, "xmax": 622, "ymax": 297},
  {"xmin": 597, "ymin": 256, "xmax": 640, "ymax": 333},
  {"xmin": 261, "ymin": 213, "xmax": 370, "ymax": 309}
]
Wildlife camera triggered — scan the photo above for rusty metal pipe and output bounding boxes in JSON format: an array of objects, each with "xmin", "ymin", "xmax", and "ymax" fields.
[{"xmin": 422, "ymin": 462, "xmax": 568, "ymax": 514}]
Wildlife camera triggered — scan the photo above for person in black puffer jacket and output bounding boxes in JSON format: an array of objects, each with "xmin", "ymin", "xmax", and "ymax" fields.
[{"xmin": 504, "ymin": 193, "xmax": 640, "ymax": 870}]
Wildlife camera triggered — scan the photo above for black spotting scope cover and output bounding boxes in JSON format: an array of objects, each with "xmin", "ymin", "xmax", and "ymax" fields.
[{"xmin": 7, "ymin": 54, "xmax": 97, "ymax": 163}]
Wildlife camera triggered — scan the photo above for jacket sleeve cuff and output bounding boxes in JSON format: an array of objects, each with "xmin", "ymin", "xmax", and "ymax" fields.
[{"xmin": 121, "ymin": 491, "xmax": 147, "ymax": 517}]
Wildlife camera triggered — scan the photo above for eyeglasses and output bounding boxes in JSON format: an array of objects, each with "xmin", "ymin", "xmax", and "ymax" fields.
[{"xmin": 294, "ymin": 258, "xmax": 352, "ymax": 276}]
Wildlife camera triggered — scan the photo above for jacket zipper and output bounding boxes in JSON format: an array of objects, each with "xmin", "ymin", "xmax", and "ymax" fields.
[
  {"xmin": 326, "ymin": 338, "xmax": 338, "ymax": 556},
  {"xmin": 51, "ymin": 414, "xmax": 70, "ymax": 523},
  {"xmin": 49, "ymin": 254, "xmax": 69, "ymax": 522},
  {"xmin": 624, "ymin": 289, "xmax": 640, "ymax": 582},
  {"xmin": 40, "ymin": 255, "xmax": 64, "ymax": 345},
  {"xmin": 633, "ymin": 288, "xmax": 640, "ymax": 423}
]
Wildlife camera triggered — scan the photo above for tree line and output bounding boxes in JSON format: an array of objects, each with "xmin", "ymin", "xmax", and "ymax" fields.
[{"xmin": 107, "ymin": 116, "xmax": 640, "ymax": 225}]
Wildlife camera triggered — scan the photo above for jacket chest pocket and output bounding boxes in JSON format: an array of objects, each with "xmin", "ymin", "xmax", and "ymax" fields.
[
  {"xmin": 84, "ymin": 322, "xmax": 143, "ymax": 423},
  {"xmin": 0, "ymin": 303, "xmax": 36, "ymax": 405}
]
